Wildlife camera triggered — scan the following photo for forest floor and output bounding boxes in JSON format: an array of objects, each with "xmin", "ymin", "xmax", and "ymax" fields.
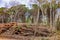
[{"xmin": 0, "ymin": 22, "xmax": 59, "ymax": 40}]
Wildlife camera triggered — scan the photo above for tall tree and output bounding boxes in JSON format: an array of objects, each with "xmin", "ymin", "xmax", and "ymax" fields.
[
  {"xmin": 0, "ymin": 7, "xmax": 9, "ymax": 23},
  {"xmin": 29, "ymin": 4, "xmax": 40, "ymax": 23},
  {"xmin": 8, "ymin": 4, "xmax": 29, "ymax": 22}
]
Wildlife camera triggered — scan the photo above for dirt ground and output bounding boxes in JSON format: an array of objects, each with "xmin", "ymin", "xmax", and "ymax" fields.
[
  {"xmin": 0, "ymin": 36, "xmax": 58, "ymax": 40},
  {"xmin": 0, "ymin": 38, "xmax": 18, "ymax": 40}
]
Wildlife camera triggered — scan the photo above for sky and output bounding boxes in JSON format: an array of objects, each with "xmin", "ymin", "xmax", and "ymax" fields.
[
  {"xmin": 0, "ymin": 0, "xmax": 37, "ymax": 8},
  {"xmin": 0, "ymin": 0, "xmax": 60, "ymax": 8}
]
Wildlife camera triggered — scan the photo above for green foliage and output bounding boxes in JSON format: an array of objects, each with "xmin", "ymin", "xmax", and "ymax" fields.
[
  {"xmin": 32, "ymin": 4, "xmax": 39, "ymax": 9},
  {"xmin": 25, "ymin": 18, "xmax": 31, "ymax": 23},
  {"xmin": 15, "ymin": 26, "xmax": 21, "ymax": 31},
  {"xmin": 0, "ymin": 2, "xmax": 59, "ymax": 24},
  {"xmin": 8, "ymin": 4, "xmax": 29, "ymax": 14},
  {"xmin": 56, "ymin": 17, "xmax": 60, "ymax": 31},
  {"xmin": 51, "ymin": 4, "xmax": 58, "ymax": 9},
  {"xmin": 42, "ymin": 3, "xmax": 49, "ymax": 8},
  {"xmin": 0, "ymin": 7, "xmax": 5, "ymax": 11},
  {"xmin": 37, "ymin": 0, "xmax": 43, "ymax": 3},
  {"xmin": 41, "ymin": 38, "xmax": 49, "ymax": 40},
  {"xmin": 56, "ymin": 20, "xmax": 60, "ymax": 30},
  {"xmin": 42, "ymin": 3, "xmax": 58, "ymax": 9},
  {"xmin": 0, "ymin": 7, "xmax": 6, "ymax": 13}
]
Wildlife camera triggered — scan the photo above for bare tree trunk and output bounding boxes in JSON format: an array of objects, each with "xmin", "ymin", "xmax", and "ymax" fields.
[
  {"xmin": 53, "ymin": 9, "xmax": 56, "ymax": 31},
  {"xmin": 14, "ymin": 10, "xmax": 18, "ymax": 22},
  {"xmin": 33, "ymin": 7, "xmax": 40, "ymax": 40},
  {"xmin": 39, "ymin": 4, "xmax": 44, "ymax": 25},
  {"xmin": 36, "ymin": 8, "xmax": 40, "ymax": 23},
  {"xmin": 14, "ymin": 13, "xmax": 16, "ymax": 22},
  {"xmin": 22, "ymin": 15, "xmax": 25, "ymax": 23},
  {"xmin": 10, "ymin": 14, "xmax": 13, "ymax": 22},
  {"xmin": 2, "ymin": 16, "xmax": 4, "ymax": 23},
  {"xmin": 41, "ymin": 7, "xmax": 44, "ymax": 25},
  {"xmin": 50, "ymin": 2, "xmax": 53, "ymax": 31},
  {"xmin": 45, "ymin": 8, "xmax": 47, "ymax": 25},
  {"xmin": 33, "ymin": 16, "xmax": 36, "ymax": 23}
]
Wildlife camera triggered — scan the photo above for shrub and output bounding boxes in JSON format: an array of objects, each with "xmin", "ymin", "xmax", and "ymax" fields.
[{"xmin": 56, "ymin": 20, "xmax": 60, "ymax": 30}]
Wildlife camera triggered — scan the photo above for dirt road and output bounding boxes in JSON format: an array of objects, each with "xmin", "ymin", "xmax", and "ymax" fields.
[
  {"xmin": 0, "ymin": 38, "xmax": 19, "ymax": 40},
  {"xmin": 0, "ymin": 37, "xmax": 19, "ymax": 40}
]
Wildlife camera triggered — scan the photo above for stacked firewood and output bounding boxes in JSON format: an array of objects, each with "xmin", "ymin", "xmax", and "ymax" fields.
[
  {"xmin": 0, "ymin": 22, "xmax": 17, "ymax": 34},
  {"xmin": 0, "ymin": 22, "xmax": 55, "ymax": 37},
  {"xmin": 13, "ymin": 25, "xmax": 54, "ymax": 37}
]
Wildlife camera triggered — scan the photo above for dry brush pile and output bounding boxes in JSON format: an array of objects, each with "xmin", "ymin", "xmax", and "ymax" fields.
[
  {"xmin": 0, "ymin": 22, "xmax": 55, "ymax": 37},
  {"xmin": 0, "ymin": 22, "xmax": 57, "ymax": 40}
]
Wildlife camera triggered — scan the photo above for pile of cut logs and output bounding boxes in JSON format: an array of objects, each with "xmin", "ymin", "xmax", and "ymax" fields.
[{"xmin": 0, "ymin": 22, "xmax": 55, "ymax": 37}]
